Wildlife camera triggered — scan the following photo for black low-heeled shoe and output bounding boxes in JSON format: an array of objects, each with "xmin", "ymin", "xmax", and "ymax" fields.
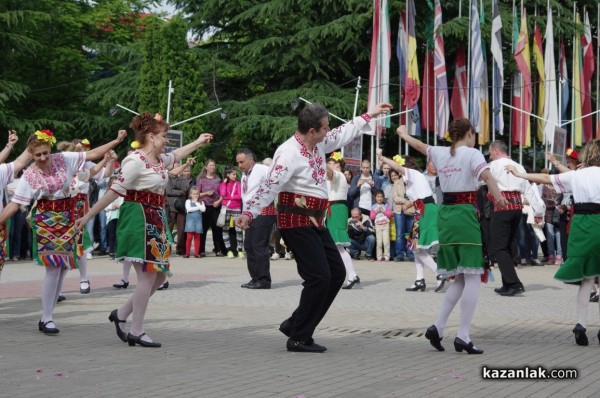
[
  {"xmin": 342, "ymin": 276, "xmax": 361, "ymax": 289},
  {"xmin": 127, "ymin": 332, "xmax": 161, "ymax": 348},
  {"xmin": 38, "ymin": 320, "xmax": 59, "ymax": 335},
  {"xmin": 406, "ymin": 278, "xmax": 426, "ymax": 292},
  {"xmin": 453, "ymin": 337, "xmax": 483, "ymax": 354},
  {"xmin": 597, "ymin": 329, "xmax": 600, "ymax": 344},
  {"xmin": 112, "ymin": 279, "xmax": 129, "ymax": 289},
  {"xmin": 434, "ymin": 274, "xmax": 447, "ymax": 293},
  {"xmin": 573, "ymin": 323, "xmax": 588, "ymax": 346},
  {"xmin": 425, "ymin": 325, "xmax": 445, "ymax": 351},
  {"xmin": 108, "ymin": 309, "xmax": 128, "ymax": 342}
]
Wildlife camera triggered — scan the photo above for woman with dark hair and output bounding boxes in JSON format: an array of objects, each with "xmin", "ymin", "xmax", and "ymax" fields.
[
  {"xmin": 196, "ymin": 159, "xmax": 225, "ymax": 257},
  {"xmin": 0, "ymin": 129, "xmax": 125, "ymax": 334},
  {"xmin": 507, "ymin": 139, "xmax": 600, "ymax": 346},
  {"xmin": 75, "ymin": 112, "xmax": 212, "ymax": 347},
  {"xmin": 398, "ymin": 118, "xmax": 506, "ymax": 354}
]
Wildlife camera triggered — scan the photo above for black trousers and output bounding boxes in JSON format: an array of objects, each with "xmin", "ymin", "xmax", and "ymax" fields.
[
  {"xmin": 280, "ymin": 227, "xmax": 346, "ymax": 342},
  {"xmin": 200, "ymin": 205, "xmax": 225, "ymax": 255},
  {"xmin": 491, "ymin": 209, "xmax": 523, "ymax": 288},
  {"xmin": 244, "ymin": 215, "xmax": 276, "ymax": 283}
]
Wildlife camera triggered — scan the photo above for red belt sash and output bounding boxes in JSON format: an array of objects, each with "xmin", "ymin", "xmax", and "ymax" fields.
[
  {"xmin": 488, "ymin": 191, "xmax": 523, "ymax": 212},
  {"xmin": 442, "ymin": 191, "xmax": 477, "ymax": 205},
  {"xmin": 125, "ymin": 190, "xmax": 165, "ymax": 208},
  {"xmin": 37, "ymin": 198, "xmax": 73, "ymax": 212},
  {"xmin": 277, "ymin": 192, "xmax": 328, "ymax": 229}
]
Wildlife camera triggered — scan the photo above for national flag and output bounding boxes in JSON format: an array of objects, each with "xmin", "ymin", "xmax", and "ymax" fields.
[
  {"xmin": 543, "ymin": 4, "xmax": 558, "ymax": 145},
  {"xmin": 367, "ymin": 0, "xmax": 391, "ymax": 137},
  {"xmin": 533, "ymin": 23, "xmax": 545, "ymax": 141},
  {"xmin": 396, "ymin": 10, "xmax": 407, "ymax": 90},
  {"xmin": 581, "ymin": 10, "xmax": 595, "ymax": 142},
  {"xmin": 559, "ymin": 40, "xmax": 569, "ymax": 125},
  {"xmin": 450, "ymin": 47, "xmax": 468, "ymax": 119},
  {"xmin": 572, "ymin": 12, "xmax": 583, "ymax": 147},
  {"xmin": 433, "ymin": 0, "xmax": 449, "ymax": 138},
  {"xmin": 513, "ymin": 8, "xmax": 532, "ymax": 147},
  {"xmin": 421, "ymin": 51, "xmax": 435, "ymax": 131},
  {"xmin": 404, "ymin": 0, "xmax": 420, "ymax": 109},
  {"xmin": 491, "ymin": 0, "xmax": 504, "ymax": 134},
  {"xmin": 469, "ymin": 3, "xmax": 484, "ymax": 134},
  {"xmin": 478, "ymin": 4, "xmax": 490, "ymax": 145}
]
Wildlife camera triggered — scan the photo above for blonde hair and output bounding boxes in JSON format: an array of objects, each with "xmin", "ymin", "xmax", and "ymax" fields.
[
  {"xmin": 188, "ymin": 186, "xmax": 200, "ymax": 198},
  {"xmin": 580, "ymin": 139, "xmax": 600, "ymax": 167}
]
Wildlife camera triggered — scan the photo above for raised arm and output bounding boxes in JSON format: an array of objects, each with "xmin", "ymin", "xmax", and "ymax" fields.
[
  {"xmin": 12, "ymin": 147, "xmax": 32, "ymax": 176},
  {"xmin": 376, "ymin": 148, "xmax": 406, "ymax": 175},
  {"xmin": 171, "ymin": 134, "xmax": 213, "ymax": 162},
  {"xmin": 546, "ymin": 152, "xmax": 570, "ymax": 173},
  {"xmin": 397, "ymin": 125, "xmax": 430, "ymax": 156},
  {"xmin": 0, "ymin": 130, "xmax": 18, "ymax": 164},
  {"xmin": 169, "ymin": 157, "xmax": 194, "ymax": 177},
  {"xmin": 505, "ymin": 164, "xmax": 553, "ymax": 185},
  {"xmin": 86, "ymin": 130, "xmax": 127, "ymax": 161},
  {"xmin": 89, "ymin": 152, "xmax": 111, "ymax": 178}
]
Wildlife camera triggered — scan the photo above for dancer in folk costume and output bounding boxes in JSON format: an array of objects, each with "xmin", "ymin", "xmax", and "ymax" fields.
[
  {"xmin": 0, "ymin": 131, "xmax": 33, "ymax": 281},
  {"xmin": 377, "ymin": 149, "xmax": 446, "ymax": 293},
  {"xmin": 397, "ymin": 119, "xmax": 506, "ymax": 354},
  {"xmin": 506, "ymin": 140, "xmax": 600, "ymax": 346},
  {"xmin": 0, "ymin": 129, "xmax": 126, "ymax": 334},
  {"xmin": 75, "ymin": 112, "xmax": 212, "ymax": 347}
]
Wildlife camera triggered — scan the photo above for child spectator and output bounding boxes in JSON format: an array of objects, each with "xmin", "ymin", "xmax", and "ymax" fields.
[
  {"xmin": 184, "ymin": 187, "xmax": 206, "ymax": 258},
  {"xmin": 370, "ymin": 190, "xmax": 393, "ymax": 261}
]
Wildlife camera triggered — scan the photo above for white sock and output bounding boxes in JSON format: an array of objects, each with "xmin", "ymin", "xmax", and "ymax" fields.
[
  {"xmin": 338, "ymin": 244, "xmax": 357, "ymax": 281},
  {"xmin": 577, "ymin": 278, "xmax": 595, "ymax": 328},
  {"xmin": 435, "ymin": 273, "xmax": 465, "ymax": 338},
  {"xmin": 456, "ymin": 274, "xmax": 481, "ymax": 343}
]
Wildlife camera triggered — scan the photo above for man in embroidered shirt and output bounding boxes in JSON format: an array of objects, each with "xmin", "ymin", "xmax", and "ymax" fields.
[
  {"xmin": 236, "ymin": 148, "xmax": 276, "ymax": 289},
  {"xmin": 237, "ymin": 101, "xmax": 392, "ymax": 353}
]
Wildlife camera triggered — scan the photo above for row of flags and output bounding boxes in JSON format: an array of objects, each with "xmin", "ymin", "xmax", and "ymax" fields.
[{"xmin": 367, "ymin": 0, "xmax": 599, "ymax": 149}]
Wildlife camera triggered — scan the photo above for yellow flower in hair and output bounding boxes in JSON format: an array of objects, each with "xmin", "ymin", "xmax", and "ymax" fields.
[
  {"xmin": 131, "ymin": 140, "xmax": 141, "ymax": 149},
  {"xmin": 81, "ymin": 138, "xmax": 91, "ymax": 149},
  {"xmin": 392, "ymin": 154, "xmax": 405, "ymax": 166},
  {"xmin": 34, "ymin": 130, "xmax": 57, "ymax": 147},
  {"xmin": 331, "ymin": 151, "xmax": 343, "ymax": 161},
  {"xmin": 444, "ymin": 132, "xmax": 452, "ymax": 142}
]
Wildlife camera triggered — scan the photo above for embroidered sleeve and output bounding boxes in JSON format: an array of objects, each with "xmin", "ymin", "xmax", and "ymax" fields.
[
  {"xmin": 63, "ymin": 152, "xmax": 87, "ymax": 176},
  {"xmin": 244, "ymin": 153, "xmax": 292, "ymax": 217},
  {"xmin": 12, "ymin": 175, "xmax": 34, "ymax": 205},
  {"xmin": 322, "ymin": 115, "xmax": 371, "ymax": 154},
  {"xmin": 160, "ymin": 152, "xmax": 176, "ymax": 171},
  {"xmin": 551, "ymin": 171, "xmax": 573, "ymax": 194},
  {"xmin": 111, "ymin": 155, "xmax": 142, "ymax": 196},
  {"xmin": 470, "ymin": 150, "xmax": 489, "ymax": 180}
]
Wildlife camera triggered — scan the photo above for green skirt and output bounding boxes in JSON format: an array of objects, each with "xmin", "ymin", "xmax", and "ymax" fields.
[
  {"xmin": 554, "ymin": 214, "xmax": 600, "ymax": 283},
  {"xmin": 436, "ymin": 204, "xmax": 484, "ymax": 276},
  {"xmin": 326, "ymin": 203, "xmax": 350, "ymax": 246},
  {"xmin": 414, "ymin": 202, "xmax": 439, "ymax": 250},
  {"xmin": 116, "ymin": 201, "xmax": 172, "ymax": 274}
]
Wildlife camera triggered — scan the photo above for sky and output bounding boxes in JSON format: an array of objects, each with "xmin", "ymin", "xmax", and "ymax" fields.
[{"xmin": 149, "ymin": 1, "xmax": 176, "ymax": 16}]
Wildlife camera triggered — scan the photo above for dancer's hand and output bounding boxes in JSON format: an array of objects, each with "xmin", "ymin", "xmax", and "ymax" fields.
[
  {"xmin": 196, "ymin": 133, "xmax": 213, "ymax": 146},
  {"xmin": 7, "ymin": 130, "xmax": 18, "ymax": 145},
  {"xmin": 236, "ymin": 214, "xmax": 251, "ymax": 229},
  {"xmin": 368, "ymin": 102, "xmax": 393, "ymax": 118},
  {"xmin": 116, "ymin": 129, "xmax": 127, "ymax": 143}
]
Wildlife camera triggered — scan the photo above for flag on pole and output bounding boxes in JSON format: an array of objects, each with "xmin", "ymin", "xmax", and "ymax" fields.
[
  {"xmin": 572, "ymin": 12, "xmax": 583, "ymax": 147},
  {"xmin": 367, "ymin": 0, "xmax": 391, "ymax": 137},
  {"xmin": 433, "ymin": 0, "xmax": 449, "ymax": 138},
  {"xmin": 396, "ymin": 10, "xmax": 407, "ymax": 92},
  {"xmin": 478, "ymin": 3, "xmax": 490, "ymax": 145},
  {"xmin": 513, "ymin": 8, "xmax": 532, "ymax": 147},
  {"xmin": 450, "ymin": 47, "xmax": 468, "ymax": 119},
  {"xmin": 491, "ymin": 0, "xmax": 504, "ymax": 135},
  {"xmin": 559, "ymin": 40, "xmax": 570, "ymax": 126},
  {"xmin": 533, "ymin": 23, "xmax": 545, "ymax": 141},
  {"xmin": 421, "ymin": 51, "xmax": 435, "ymax": 131},
  {"xmin": 543, "ymin": 4, "xmax": 558, "ymax": 145},
  {"xmin": 581, "ymin": 9, "xmax": 595, "ymax": 142},
  {"xmin": 469, "ymin": 3, "xmax": 484, "ymax": 134},
  {"xmin": 404, "ymin": 0, "xmax": 420, "ymax": 110}
]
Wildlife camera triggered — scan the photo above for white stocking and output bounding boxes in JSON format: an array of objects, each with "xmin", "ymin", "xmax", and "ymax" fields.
[
  {"xmin": 338, "ymin": 244, "xmax": 357, "ymax": 281},
  {"xmin": 577, "ymin": 278, "xmax": 594, "ymax": 328},
  {"xmin": 42, "ymin": 266, "xmax": 68, "ymax": 323},
  {"xmin": 434, "ymin": 273, "xmax": 465, "ymax": 338},
  {"xmin": 456, "ymin": 274, "xmax": 481, "ymax": 343},
  {"xmin": 78, "ymin": 254, "xmax": 88, "ymax": 282},
  {"xmin": 122, "ymin": 262, "xmax": 132, "ymax": 283}
]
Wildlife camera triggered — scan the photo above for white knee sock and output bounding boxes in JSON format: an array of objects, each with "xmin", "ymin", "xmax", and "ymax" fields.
[
  {"xmin": 577, "ymin": 278, "xmax": 595, "ymax": 328},
  {"xmin": 457, "ymin": 274, "xmax": 481, "ymax": 343},
  {"xmin": 435, "ymin": 274, "xmax": 465, "ymax": 338},
  {"xmin": 338, "ymin": 244, "xmax": 357, "ymax": 281}
]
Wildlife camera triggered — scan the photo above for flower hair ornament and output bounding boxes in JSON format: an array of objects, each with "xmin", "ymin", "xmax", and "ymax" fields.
[
  {"xmin": 81, "ymin": 138, "xmax": 91, "ymax": 149},
  {"xmin": 130, "ymin": 140, "xmax": 141, "ymax": 149},
  {"xmin": 444, "ymin": 132, "xmax": 452, "ymax": 142},
  {"xmin": 34, "ymin": 130, "xmax": 57, "ymax": 147},
  {"xmin": 392, "ymin": 154, "xmax": 405, "ymax": 166},
  {"xmin": 154, "ymin": 113, "xmax": 163, "ymax": 122},
  {"xmin": 330, "ymin": 151, "xmax": 343, "ymax": 161}
]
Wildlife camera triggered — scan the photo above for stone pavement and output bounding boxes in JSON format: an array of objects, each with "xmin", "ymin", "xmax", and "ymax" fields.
[{"xmin": 1, "ymin": 251, "xmax": 599, "ymax": 397}]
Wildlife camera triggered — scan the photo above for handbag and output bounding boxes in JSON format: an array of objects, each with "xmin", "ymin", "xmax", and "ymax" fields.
[
  {"xmin": 174, "ymin": 197, "xmax": 187, "ymax": 213},
  {"xmin": 216, "ymin": 206, "xmax": 227, "ymax": 227}
]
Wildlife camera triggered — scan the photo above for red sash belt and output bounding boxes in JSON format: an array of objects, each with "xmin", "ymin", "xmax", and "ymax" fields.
[
  {"xmin": 488, "ymin": 191, "xmax": 523, "ymax": 212},
  {"xmin": 277, "ymin": 192, "xmax": 328, "ymax": 229},
  {"xmin": 261, "ymin": 203, "xmax": 276, "ymax": 216},
  {"xmin": 442, "ymin": 191, "xmax": 477, "ymax": 205},
  {"xmin": 37, "ymin": 197, "xmax": 73, "ymax": 212},
  {"xmin": 125, "ymin": 190, "xmax": 165, "ymax": 208}
]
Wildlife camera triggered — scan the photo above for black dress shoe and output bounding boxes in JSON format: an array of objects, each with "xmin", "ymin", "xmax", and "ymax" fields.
[
  {"xmin": 406, "ymin": 278, "xmax": 426, "ymax": 292},
  {"xmin": 434, "ymin": 274, "xmax": 447, "ymax": 293},
  {"xmin": 38, "ymin": 320, "xmax": 59, "ymax": 335},
  {"xmin": 127, "ymin": 333, "xmax": 161, "ymax": 347},
  {"xmin": 246, "ymin": 282, "xmax": 270, "ymax": 289},
  {"xmin": 494, "ymin": 286, "xmax": 508, "ymax": 294},
  {"xmin": 157, "ymin": 281, "xmax": 169, "ymax": 290},
  {"xmin": 342, "ymin": 276, "xmax": 361, "ymax": 289},
  {"xmin": 498, "ymin": 285, "xmax": 525, "ymax": 296},
  {"xmin": 286, "ymin": 338, "xmax": 326, "ymax": 353},
  {"xmin": 108, "ymin": 309, "xmax": 128, "ymax": 342},
  {"xmin": 113, "ymin": 279, "xmax": 129, "ymax": 289},
  {"xmin": 425, "ymin": 325, "xmax": 445, "ymax": 351},
  {"xmin": 57, "ymin": 294, "xmax": 66, "ymax": 303},
  {"xmin": 454, "ymin": 337, "xmax": 483, "ymax": 354},
  {"xmin": 279, "ymin": 319, "xmax": 291, "ymax": 337},
  {"xmin": 573, "ymin": 323, "xmax": 588, "ymax": 346},
  {"xmin": 241, "ymin": 280, "xmax": 256, "ymax": 288},
  {"xmin": 591, "ymin": 294, "xmax": 599, "ymax": 303}
]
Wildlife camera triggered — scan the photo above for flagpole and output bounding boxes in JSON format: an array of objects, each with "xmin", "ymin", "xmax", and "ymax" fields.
[
  {"xmin": 532, "ymin": 4, "xmax": 538, "ymax": 171},
  {"xmin": 425, "ymin": 52, "xmax": 430, "ymax": 145},
  {"xmin": 518, "ymin": 0, "xmax": 524, "ymax": 165}
]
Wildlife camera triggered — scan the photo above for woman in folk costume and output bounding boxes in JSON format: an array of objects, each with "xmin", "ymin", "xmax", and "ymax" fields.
[
  {"xmin": 398, "ymin": 119, "xmax": 506, "ymax": 355},
  {"xmin": 507, "ymin": 139, "xmax": 600, "ymax": 346},
  {"xmin": 0, "ymin": 129, "xmax": 126, "ymax": 334},
  {"xmin": 326, "ymin": 152, "xmax": 360, "ymax": 289},
  {"xmin": 75, "ymin": 112, "xmax": 212, "ymax": 347},
  {"xmin": 377, "ymin": 149, "xmax": 446, "ymax": 293},
  {"xmin": 0, "ymin": 131, "xmax": 34, "ymax": 282}
]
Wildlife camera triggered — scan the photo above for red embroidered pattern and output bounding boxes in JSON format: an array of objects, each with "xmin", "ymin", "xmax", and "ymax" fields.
[
  {"xmin": 23, "ymin": 153, "xmax": 69, "ymax": 194},
  {"xmin": 136, "ymin": 150, "xmax": 168, "ymax": 180},
  {"xmin": 488, "ymin": 191, "xmax": 523, "ymax": 212},
  {"xmin": 277, "ymin": 192, "xmax": 328, "ymax": 229},
  {"xmin": 293, "ymin": 132, "xmax": 326, "ymax": 185}
]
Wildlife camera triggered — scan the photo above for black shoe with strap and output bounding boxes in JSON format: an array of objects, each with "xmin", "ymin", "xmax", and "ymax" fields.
[
  {"xmin": 454, "ymin": 337, "xmax": 484, "ymax": 354},
  {"xmin": 425, "ymin": 325, "xmax": 444, "ymax": 351},
  {"xmin": 113, "ymin": 279, "xmax": 129, "ymax": 289},
  {"xmin": 406, "ymin": 278, "xmax": 426, "ymax": 292},
  {"xmin": 127, "ymin": 333, "xmax": 161, "ymax": 347},
  {"xmin": 108, "ymin": 309, "xmax": 127, "ymax": 342},
  {"xmin": 342, "ymin": 276, "xmax": 361, "ymax": 290},
  {"xmin": 38, "ymin": 320, "xmax": 59, "ymax": 335}
]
